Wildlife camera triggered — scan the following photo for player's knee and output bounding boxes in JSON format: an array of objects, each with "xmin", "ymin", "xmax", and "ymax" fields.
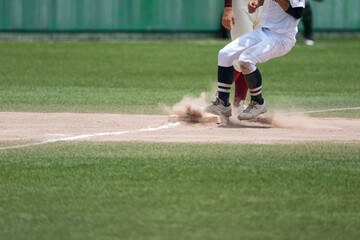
[
  {"xmin": 232, "ymin": 59, "xmax": 242, "ymax": 72},
  {"xmin": 239, "ymin": 60, "xmax": 256, "ymax": 75},
  {"xmin": 218, "ymin": 48, "xmax": 233, "ymax": 67}
]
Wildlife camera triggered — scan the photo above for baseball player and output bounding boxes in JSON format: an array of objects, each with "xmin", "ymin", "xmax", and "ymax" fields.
[
  {"xmin": 302, "ymin": 1, "xmax": 314, "ymax": 45},
  {"xmin": 206, "ymin": 0, "xmax": 305, "ymax": 120},
  {"xmin": 221, "ymin": 0, "xmax": 262, "ymax": 112},
  {"xmin": 302, "ymin": 0, "xmax": 325, "ymax": 46}
]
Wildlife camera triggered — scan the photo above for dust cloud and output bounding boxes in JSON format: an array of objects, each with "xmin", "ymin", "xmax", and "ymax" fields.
[
  {"xmin": 167, "ymin": 93, "xmax": 212, "ymax": 123},
  {"xmin": 166, "ymin": 94, "xmax": 335, "ymax": 129}
]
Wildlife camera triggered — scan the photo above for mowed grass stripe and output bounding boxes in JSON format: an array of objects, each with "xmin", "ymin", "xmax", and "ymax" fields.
[
  {"xmin": 0, "ymin": 39, "xmax": 359, "ymax": 115},
  {"xmin": 0, "ymin": 142, "xmax": 359, "ymax": 240}
]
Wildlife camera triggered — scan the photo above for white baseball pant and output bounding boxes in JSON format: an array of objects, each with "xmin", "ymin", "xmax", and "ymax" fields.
[
  {"xmin": 218, "ymin": 28, "xmax": 296, "ymax": 75},
  {"xmin": 231, "ymin": 0, "xmax": 261, "ymax": 40}
]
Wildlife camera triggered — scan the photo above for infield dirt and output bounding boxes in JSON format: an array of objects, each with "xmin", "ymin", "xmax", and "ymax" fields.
[{"xmin": 0, "ymin": 110, "xmax": 360, "ymax": 148}]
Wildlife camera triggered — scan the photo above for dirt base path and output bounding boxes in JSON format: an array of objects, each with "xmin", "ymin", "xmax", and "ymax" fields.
[{"xmin": 1, "ymin": 112, "xmax": 360, "ymax": 148}]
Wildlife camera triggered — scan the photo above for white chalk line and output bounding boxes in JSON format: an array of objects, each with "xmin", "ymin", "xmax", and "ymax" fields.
[
  {"xmin": 281, "ymin": 107, "xmax": 360, "ymax": 116},
  {"xmin": 0, "ymin": 122, "xmax": 181, "ymax": 151},
  {"xmin": 0, "ymin": 106, "xmax": 359, "ymax": 151}
]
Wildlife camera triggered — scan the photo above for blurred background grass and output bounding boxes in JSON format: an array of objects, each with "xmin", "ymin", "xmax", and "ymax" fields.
[{"xmin": 0, "ymin": 38, "xmax": 359, "ymax": 117}]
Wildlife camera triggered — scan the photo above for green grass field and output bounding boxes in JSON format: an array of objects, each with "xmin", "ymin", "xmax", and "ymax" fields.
[
  {"xmin": 0, "ymin": 38, "xmax": 360, "ymax": 240},
  {"xmin": 0, "ymin": 38, "xmax": 359, "ymax": 116},
  {"xmin": 1, "ymin": 143, "xmax": 360, "ymax": 240}
]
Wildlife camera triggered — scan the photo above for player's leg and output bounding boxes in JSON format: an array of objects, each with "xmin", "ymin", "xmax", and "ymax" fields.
[
  {"xmin": 231, "ymin": 0, "xmax": 255, "ymax": 40},
  {"xmin": 234, "ymin": 4, "xmax": 264, "ymax": 119},
  {"xmin": 237, "ymin": 29, "xmax": 295, "ymax": 120},
  {"xmin": 205, "ymin": 30, "xmax": 261, "ymax": 117},
  {"xmin": 231, "ymin": 0, "xmax": 255, "ymax": 109},
  {"xmin": 205, "ymin": 65, "xmax": 234, "ymax": 117},
  {"xmin": 217, "ymin": 30, "xmax": 261, "ymax": 107},
  {"xmin": 233, "ymin": 70, "xmax": 247, "ymax": 108},
  {"xmin": 252, "ymin": 5, "xmax": 262, "ymax": 31},
  {"xmin": 302, "ymin": 2, "xmax": 314, "ymax": 45},
  {"xmin": 238, "ymin": 63, "xmax": 268, "ymax": 120}
]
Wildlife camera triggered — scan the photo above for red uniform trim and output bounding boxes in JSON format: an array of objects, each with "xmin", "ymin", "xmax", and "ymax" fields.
[{"xmin": 225, "ymin": 0, "xmax": 232, "ymax": 7}]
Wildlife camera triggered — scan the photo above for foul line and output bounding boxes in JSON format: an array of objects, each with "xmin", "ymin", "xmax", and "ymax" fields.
[
  {"xmin": 0, "ymin": 122, "xmax": 180, "ymax": 151},
  {"xmin": 1, "ymin": 106, "xmax": 359, "ymax": 151},
  {"xmin": 282, "ymin": 107, "xmax": 360, "ymax": 115}
]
